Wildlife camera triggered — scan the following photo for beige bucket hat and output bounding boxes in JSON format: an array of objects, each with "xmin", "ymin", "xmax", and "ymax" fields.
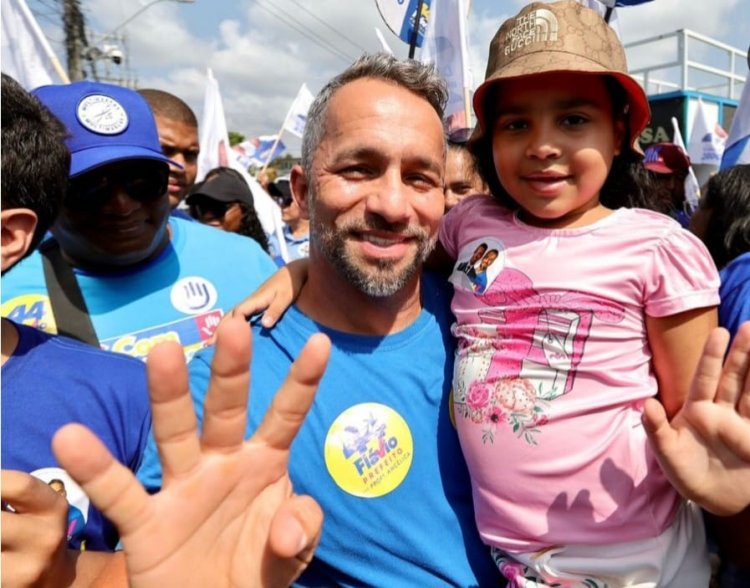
[{"xmin": 472, "ymin": 0, "xmax": 650, "ymax": 153}]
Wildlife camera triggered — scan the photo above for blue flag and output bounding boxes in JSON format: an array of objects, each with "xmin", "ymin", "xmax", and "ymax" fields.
[{"xmin": 375, "ymin": 0, "xmax": 432, "ymax": 48}]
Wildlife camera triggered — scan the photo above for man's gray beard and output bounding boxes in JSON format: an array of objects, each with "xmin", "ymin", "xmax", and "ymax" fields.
[{"xmin": 309, "ymin": 205, "xmax": 437, "ymax": 298}]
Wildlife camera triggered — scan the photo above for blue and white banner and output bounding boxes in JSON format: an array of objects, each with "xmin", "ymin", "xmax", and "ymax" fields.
[
  {"xmin": 282, "ymin": 84, "xmax": 314, "ymax": 139},
  {"xmin": 720, "ymin": 77, "xmax": 750, "ymax": 170},
  {"xmin": 375, "ymin": 0, "xmax": 432, "ymax": 48},
  {"xmin": 420, "ymin": 0, "xmax": 471, "ymax": 130},
  {"xmin": 235, "ymin": 136, "xmax": 286, "ymax": 168},
  {"xmin": 687, "ymin": 98, "xmax": 727, "ymax": 166}
]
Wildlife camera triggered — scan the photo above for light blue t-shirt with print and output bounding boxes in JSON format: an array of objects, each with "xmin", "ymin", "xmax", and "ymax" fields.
[{"xmin": 1, "ymin": 218, "xmax": 276, "ymax": 361}]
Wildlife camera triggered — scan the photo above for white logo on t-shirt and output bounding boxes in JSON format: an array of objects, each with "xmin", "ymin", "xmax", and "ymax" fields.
[{"xmin": 170, "ymin": 277, "xmax": 218, "ymax": 314}]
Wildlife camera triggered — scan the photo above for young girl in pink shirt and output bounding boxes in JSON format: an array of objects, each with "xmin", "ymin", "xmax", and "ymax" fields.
[{"xmin": 433, "ymin": 2, "xmax": 719, "ymax": 585}]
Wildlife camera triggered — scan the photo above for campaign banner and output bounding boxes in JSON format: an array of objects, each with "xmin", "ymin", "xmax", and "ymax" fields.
[
  {"xmin": 687, "ymin": 98, "xmax": 727, "ymax": 166},
  {"xmin": 283, "ymin": 83, "xmax": 315, "ymax": 138},
  {"xmin": 420, "ymin": 0, "xmax": 471, "ymax": 129},
  {"xmin": 235, "ymin": 136, "xmax": 286, "ymax": 168},
  {"xmin": 375, "ymin": 0, "xmax": 432, "ymax": 48}
]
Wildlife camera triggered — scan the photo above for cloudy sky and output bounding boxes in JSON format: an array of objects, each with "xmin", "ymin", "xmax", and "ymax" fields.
[{"xmin": 29, "ymin": 0, "xmax": 750, "ymax": 152}]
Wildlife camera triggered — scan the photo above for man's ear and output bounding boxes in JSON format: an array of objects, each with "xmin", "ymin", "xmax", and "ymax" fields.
[
  {"xmin": 1, "ymin": 208, "xmax": 38, "ymax": 273},
  {"xmin": 290, "ymin": 164, "xmax": 311, "ymax": 220}
]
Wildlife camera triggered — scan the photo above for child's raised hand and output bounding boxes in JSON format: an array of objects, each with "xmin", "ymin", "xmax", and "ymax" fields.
[{"xmin": 643, "ymin": 322, "xmax": 750, "ymax": 516}]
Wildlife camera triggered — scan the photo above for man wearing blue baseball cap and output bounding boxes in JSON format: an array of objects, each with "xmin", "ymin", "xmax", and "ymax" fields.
[
  {"xmin": 1, "ymin": 74, "xmax": 324, "ymax": 588},
  {"xmin": 1, "ymin": 80, "xmax": 276, "ymax": 361}
]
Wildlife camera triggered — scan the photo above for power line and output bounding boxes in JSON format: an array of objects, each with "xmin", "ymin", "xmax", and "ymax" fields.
[
  {"xmin": 282, "ymin": 0, "xmax": 369, "ymax": 55},
  {"xmin": 252, "ymin": 0, "xmax": 353, "ymax": 64}
]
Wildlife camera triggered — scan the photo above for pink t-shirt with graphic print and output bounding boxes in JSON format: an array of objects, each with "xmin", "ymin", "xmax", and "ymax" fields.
[{"xmin": 439, "ymin": 196, "xmax": 720, "ymax": 553}]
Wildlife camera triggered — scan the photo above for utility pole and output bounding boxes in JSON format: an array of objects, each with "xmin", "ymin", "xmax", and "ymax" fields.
[{"xmin": 62, "ymin": 0, "xmax": 90, "ymax": 81}]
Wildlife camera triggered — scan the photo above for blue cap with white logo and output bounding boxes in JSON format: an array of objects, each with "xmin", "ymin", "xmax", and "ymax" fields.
[{"xmin": 33, "ymin": 81, "xmax": 175, "ymax": 178}]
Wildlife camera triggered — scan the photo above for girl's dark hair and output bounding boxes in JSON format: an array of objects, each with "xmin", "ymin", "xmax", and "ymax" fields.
[
  {"xmin": 237, "ymin": 202, "xmax": 270, "ymax": 253},
  {"xmin": 698, "ymin": 164, "xmax": 750, "ymax": 269},
  {"xmin": 469, "ymin": 76, "xmax": 659, "ymax": 212}
]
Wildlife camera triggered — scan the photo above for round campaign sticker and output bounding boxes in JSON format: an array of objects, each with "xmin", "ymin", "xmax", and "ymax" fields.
[
  {"xmin": 324, "ymin": 402, "xmax": 414, "ymax": 498},
  {"xmin": 76, "ymin": 95, "xmax": 129, "ymax": 135},
  {"xmin": 170, "ymin": 276, "xmax": 218, "ymax": 314},
  {"xmin": 1, "ymin": 294, "xmax": 56, "ymax": 332}
]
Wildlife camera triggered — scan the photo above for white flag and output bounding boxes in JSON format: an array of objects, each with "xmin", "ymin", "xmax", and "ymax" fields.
[
  {"xmin": 720, "ymin": 77, "xmax": 750, "ymax": 170},
  {"xmin": 687, "ymin": 98, "xmax": 727, "ymax": 166},
  {"xmin": 420, "ymin": 0, "xmax": 472, "ymax": 130},
  {"xmin": 196, "ymin": 69, "xmax": 286, "ymax": 254},
  {"xmin": 1, "ymin": 0, "xmax": 68, "ymax": 89},
  {"xmin": 282, "ymin": 83, "xmax": 315, "ymax": 138},
  {"xmin": 670, "ymin": 117, "xmax": 701, "ymax": 212}
]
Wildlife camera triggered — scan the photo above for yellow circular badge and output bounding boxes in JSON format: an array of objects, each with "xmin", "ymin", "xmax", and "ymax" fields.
[
  {"xmin": 1, "ymin": 295, "xmax": 56, "ymax": 333},
  {"xmin": 324, "ymin": 403, "xmax": 413, "ymax": 498}
]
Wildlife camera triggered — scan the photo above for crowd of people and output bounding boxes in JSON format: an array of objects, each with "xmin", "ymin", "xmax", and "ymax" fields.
[{"xmin": 2, "ymin": 1, "xmax": 749, "ymax": 587}]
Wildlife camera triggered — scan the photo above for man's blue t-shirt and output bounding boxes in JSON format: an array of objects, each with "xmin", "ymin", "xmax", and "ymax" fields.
[
  {"xmin": 1, "ymin": 322, "xmax": 151, "ymax": 551},
  {"xmin": 1, "ymin": 218, "xmax": 277, "ymax": 361},
  {"xmin": 138, "ymin": 272, "xmax": 499, "ymax": 587}
]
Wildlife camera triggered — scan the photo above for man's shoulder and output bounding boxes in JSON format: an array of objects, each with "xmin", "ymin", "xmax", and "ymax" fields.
[
  {"xmin": 172, "ymin": 218, "xmax": 275, "ymax": 267},
  {"xmin": 12, "ymin": 321, "xmax": 146, "ymax": 376}
]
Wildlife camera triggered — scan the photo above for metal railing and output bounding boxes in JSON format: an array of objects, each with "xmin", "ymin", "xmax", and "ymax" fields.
[{"xmin": 624, "ymin": 29, "xmax": 746, "ymax": 99}]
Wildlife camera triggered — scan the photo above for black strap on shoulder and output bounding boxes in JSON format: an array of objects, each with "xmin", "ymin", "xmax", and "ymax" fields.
[{"xmin": 39, "ymin": 239, "xmax": 100, "ymax": 347}]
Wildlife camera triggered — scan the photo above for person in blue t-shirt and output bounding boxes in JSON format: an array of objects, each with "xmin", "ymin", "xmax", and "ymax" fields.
[
  {"xmin": 1, "ymin": 79, "xmax": 276, "ymax": 362},
  {"xmin": 690, "ymin": 164, "xmax": 750, "ymax": 343},
  {"xmin": 140, "ymin": 53, "xmax": 502, "ymax": 587},
  {"xmin": 1, "ymin": 72, "xmax": 150, "ymax": 584},
  {"xmin": 1, "ymin": 72, "xmax": 324, "ymax": 588},
  {"xmin": 267, "ymin": 176, "xmax": 310, "ymax": 265},
  {"xmin": 689, "ymin": 163, "xmax": 750, "ymax": 587}
]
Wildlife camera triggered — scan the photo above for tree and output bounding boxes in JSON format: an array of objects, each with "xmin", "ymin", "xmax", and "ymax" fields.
[{"xmin": 228, "ymin": 131, "xmax": 245, "ymax": 146}]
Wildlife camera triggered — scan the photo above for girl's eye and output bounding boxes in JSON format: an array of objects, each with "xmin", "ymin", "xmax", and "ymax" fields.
[
  {"xmin": 503, "ymin": 119, "xmax": 527, "ymax": 131},
  {"xmin": 562, "ymin": 114, "xmax": 588, "ymax": 126},
  {"xmin": 493, "ymin": 116, "xmax": 527, "ymax": 132}
]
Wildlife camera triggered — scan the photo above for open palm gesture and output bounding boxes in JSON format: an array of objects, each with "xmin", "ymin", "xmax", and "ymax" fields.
[
  {"xmin": 644, "ymin": 321, "xmax": 750, "ymax": 516},
  {"xmin": 52, "ymin": 316, "xmax": 330, "ymax": 587}
]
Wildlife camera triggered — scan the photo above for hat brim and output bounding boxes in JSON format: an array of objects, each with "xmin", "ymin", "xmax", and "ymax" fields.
[
  {"xmin": 70, "ymin": 145, "xmax": 179, "ymax": 178},
  {"xmin": 186, "ymin": 190, "xmax": 237, "ymax": 205},
  {"xmin": 472, "ymin": 58, "xmax": 650, "ymax": 154},
  {"xmin": 643, "ymin": 162, "xmax": 674, "ymax": 174}
]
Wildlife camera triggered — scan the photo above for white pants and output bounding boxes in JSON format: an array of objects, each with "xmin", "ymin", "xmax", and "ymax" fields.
[{"xmin": 491, "ymin": 501, "xmax": 710, "ymax": 588}]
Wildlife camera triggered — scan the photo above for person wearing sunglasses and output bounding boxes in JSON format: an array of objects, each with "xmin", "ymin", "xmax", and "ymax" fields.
[
  {"xmin": 187, "ymin": 167, "xmax": 270, "ymax": 253},
  {"xmin": 444, "ymin": 127, "xmax": 487, "ymax": 212},
  {"xmin": 1, "ymin": 81, "xmax": 277, "ymax": 362},
  {"xmin": 267, "ymin": 177, "xmax": 310, "ymax": 265}
]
